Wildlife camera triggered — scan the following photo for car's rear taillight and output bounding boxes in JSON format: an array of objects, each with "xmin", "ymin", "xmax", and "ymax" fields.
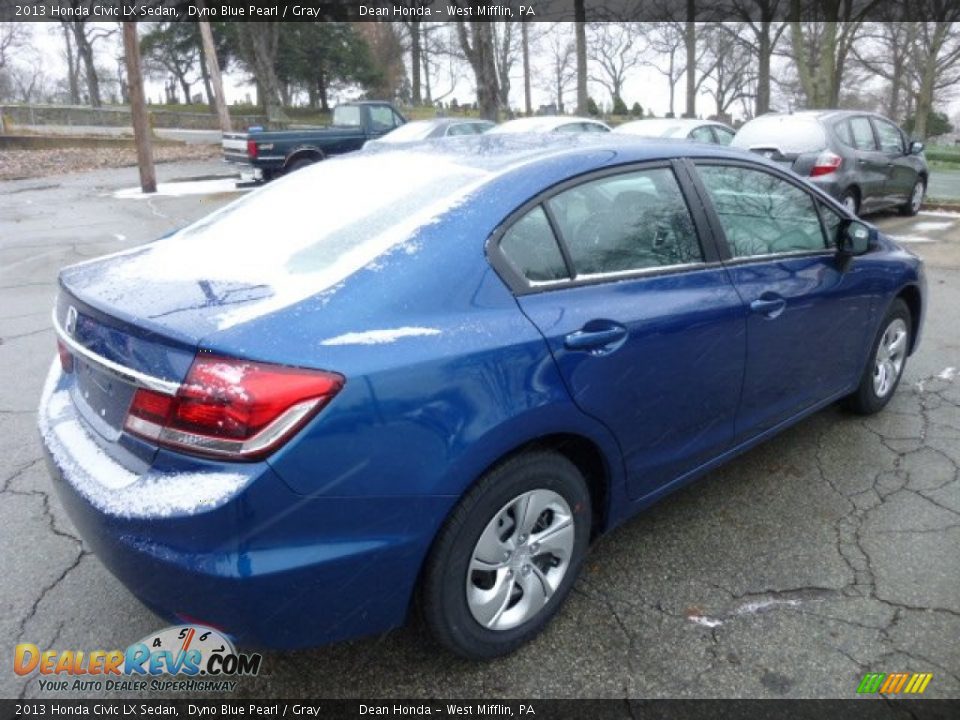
[
  {"xmin": 246, "ymin": 138, "xmax": 258, "ymax": 159},
  {"xmin": 810, "ymin": 151, "xmax": 842, "ymax": 177},
  {"xmin": 124, "ymin": 354, "xmax": 344, "ymax": 460}
]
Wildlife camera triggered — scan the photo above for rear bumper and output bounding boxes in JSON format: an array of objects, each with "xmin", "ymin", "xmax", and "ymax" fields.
[
  {"xmin": 39, "ymin": 362, "xmax": 453, "ymax": 649},
  {"xmin": 807, "ymin": 175, "xmax": 842, "ymax": 201}
]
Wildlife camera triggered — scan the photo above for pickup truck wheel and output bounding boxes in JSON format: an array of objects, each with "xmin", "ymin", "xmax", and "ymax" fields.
[{"xmin": 286, "ymin": 157, "xmax": 318, "ymax": 174}]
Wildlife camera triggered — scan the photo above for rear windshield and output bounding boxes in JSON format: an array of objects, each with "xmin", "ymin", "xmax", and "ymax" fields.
[
  {"xmin": 732, "ymin": 115, "xmax": 827, "ymax": 154},
  {"xmin": 380, "ymin": 121, "xmax": 437, "ymax": 142},
  {"xmin": 121, "ymin": 152, "xmax": 490, "ymax": 328},
  {"xmin": 332, "ymin": 105, "xmax": 362, "ymax": 128}
]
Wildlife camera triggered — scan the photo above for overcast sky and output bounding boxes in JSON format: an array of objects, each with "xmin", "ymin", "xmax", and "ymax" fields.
[{"xmin": 14, "ymin": 22, "xmax": 960, "ymax": 123}]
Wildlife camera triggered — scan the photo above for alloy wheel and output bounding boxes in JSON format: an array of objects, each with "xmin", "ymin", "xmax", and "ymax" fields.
[
  {"xmin": 465, "ymin": 489, "xmax": 575, "ymax": 631},
  {"xmin": 873, "ymin": 318, "xmax": 908, "ymax": 398}
]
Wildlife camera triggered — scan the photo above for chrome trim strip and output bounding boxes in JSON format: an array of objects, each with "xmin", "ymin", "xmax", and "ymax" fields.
[{"xmin": 51, "ymin": 308, "xmax": 180, "ymax": 395}]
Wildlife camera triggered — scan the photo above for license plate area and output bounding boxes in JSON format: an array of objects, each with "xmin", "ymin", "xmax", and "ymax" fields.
[{"xmin": 71, "ymin": 357, "xmax": 137, "ymax": 440}]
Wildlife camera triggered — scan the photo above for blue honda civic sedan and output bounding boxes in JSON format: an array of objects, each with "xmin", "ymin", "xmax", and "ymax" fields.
[{"xmin": 40, "ymin": 134, "xmax": 925, "ymax": 658}]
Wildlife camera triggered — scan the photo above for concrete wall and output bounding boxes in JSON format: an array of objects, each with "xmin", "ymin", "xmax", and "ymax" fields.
[{"xmin": 0, "ymin": 104, "xmax": 267, "ymax": 130}]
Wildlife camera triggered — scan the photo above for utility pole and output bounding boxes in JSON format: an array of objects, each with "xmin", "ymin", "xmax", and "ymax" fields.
[
  {"xmin": 199, "ymin": 20, "xmax": 232, "ymax": 133},
  {"xmin": 122, "ymin": 22, "xmax": 156, "ymax": 194}
]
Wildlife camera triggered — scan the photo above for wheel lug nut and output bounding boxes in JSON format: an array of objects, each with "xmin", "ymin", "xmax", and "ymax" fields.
[
  {"xmin": 503, "ymin": 551, "xmax": 511, "ymax": 560},
  {"xmin": 522, "ymin": 565, "xmax": 531, "ymax": 575},
  {"xmin": 530, "ymin": 543, "xmax": 540, "ymax": 553},
  {"xmin": 518, "ymin": 534, "xmax": 527, "ymax": 544}
]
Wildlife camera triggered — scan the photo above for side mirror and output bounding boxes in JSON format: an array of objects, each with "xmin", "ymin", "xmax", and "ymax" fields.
[
  {"xmin": 837, "ymin": 219, "xmax": 872, "ymax": 259},
  {"xmin": 910, "ymin": 140, "xmax": 925, "ymax": 155}
]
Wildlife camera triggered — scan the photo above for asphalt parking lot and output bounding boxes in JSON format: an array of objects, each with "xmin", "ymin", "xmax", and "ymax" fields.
[{"xmin": 1, "ymin": 161, "xmax": 958, "ymax": 700}]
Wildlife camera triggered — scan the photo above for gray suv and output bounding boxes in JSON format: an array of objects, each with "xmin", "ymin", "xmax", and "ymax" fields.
[{"xmin": 732, "ymin": 110, "xmax": 928, "ymax": 216}]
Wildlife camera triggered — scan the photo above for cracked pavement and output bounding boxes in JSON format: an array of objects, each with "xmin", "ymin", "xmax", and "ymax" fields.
[{"xmin": 1, "ymin": 161, "xmax": 958, "ymax": 699}]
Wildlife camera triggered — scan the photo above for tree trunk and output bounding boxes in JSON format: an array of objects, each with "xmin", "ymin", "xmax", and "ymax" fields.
[
  {"xmin": 522, "ymin": 22, "xmax": 531, "ymax": 115},
  {"xmin": 574, "ymin": 0, "xmax": 587, "ymax": 115},
  {"xmin": 756, "ymin": 24, "xmax": 771, "ymax": 115},
  {"xmin": 684, "ymin": 0, "xmax": 696, "ymax": 118},
  {"xmin": 457, "ymin": 21, "xmax": 500, "ymax": 121},
  {"xmin": 122, "ymin": 23, "xmax": 155, "ymax": 194},
  {"xmin": 239, "ymin": 23, "xmax": 287, "ymax": 125},
  {"xmin": 318, "ymin": 73, "xmax": 329, "ymax": 112},
  {"xmin": 61, "ymin": 22, "xmax": 80, "ymax": 105},
  {"xmin": 197, "ymin": 36, "xmax": 214, "ymax": 106},
  {"xmin": 71, "ymin": 21, "xmax": 101, "ymax": 108},
  {"xmin": 423, "ymin": 39, "xmax": 433, "ymax": 104},
  {"xmin": 178, "ymin": 74, "xmax": 192, "ymax": 104},
  {"xmin": 199, "ymin": 20, "xmax": 231, "ymax": 133},
  {"xmin": 410, "ymin": 20, "xmax": 422, "ymax": 105}
]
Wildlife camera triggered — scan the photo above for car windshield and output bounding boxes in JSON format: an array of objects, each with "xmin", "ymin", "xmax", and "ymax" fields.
[
  {"xmin": 332, "ymin": 105, "xmax": 362, "ymax": 128},
  {"xmin": 732, "ymin": 115, "xmax": 827, "ymax": 154},
  {"xmin": 113, "ymin": 152, "xmax": 491, "ymax": 328},
  {"xmin": 379, "ymin": 121, "xmax": 438, "ymax": 142}
]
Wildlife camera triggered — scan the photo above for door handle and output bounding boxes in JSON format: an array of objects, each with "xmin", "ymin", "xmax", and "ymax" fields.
[
  {"xmin": 750, "ymin": 295, "xmax": 787, "ymax": 319},
  {"xmin": 564, "ymin": 324, "xmax": 628, "ymax": 354}
]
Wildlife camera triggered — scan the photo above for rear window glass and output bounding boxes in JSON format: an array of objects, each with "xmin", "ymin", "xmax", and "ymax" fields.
[
  {"xmin": 332, "ymin": 105, "xmax": 362, "ymax": 128},
  {"xmin": 499, "ymin": 207, "xmax": 569, "ymax": 282},
  {"xmin": 380, "ymin": 122, "xmax": 437, "ymax": 142},
  {"xmin": 850, "ymin": 117, "xmax": 876, "ymax": 150},
  {"xmin": 732, "ymin": 116, "xmax": 827, "ymax": 154}
]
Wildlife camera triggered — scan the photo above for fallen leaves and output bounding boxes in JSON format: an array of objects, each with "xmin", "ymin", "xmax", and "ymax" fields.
[{"xmin": 0, "ymin": 144, "xmax": 220, "ymax": 182}]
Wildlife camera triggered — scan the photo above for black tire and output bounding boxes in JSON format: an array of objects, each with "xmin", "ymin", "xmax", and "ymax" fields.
[
  {"xmin": 899, "ymin": 179, "xmax": 925, "ymax": 217},
  {"xmin": 840, "ymin": 188, "xmax": 860, "ymax": 217},
  {"xmin": 844, "ymin": 298, "xmax": 912, "ymax": 415},
  {"xmin": 285, "ymin": 157, "xmax": 318, "ymax": 174},
  {"xmin": 420, "ymin": 451, "xmax": 591, "ymax": 659}
]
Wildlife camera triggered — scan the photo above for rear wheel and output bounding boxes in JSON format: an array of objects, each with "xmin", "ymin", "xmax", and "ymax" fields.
[
  {"xmin": 285, "ymin": 156, "xmax": 319, "ymax": 174},
  {"xmin": 899, "ymin": 179, "xmax": 925, "ymax": 216},
  {"xmin": 420, "ymin": 451, "xmax": 591, "ymax": 659},
  {"xmin": 845, "ymin": 299, "xmax": 911, "ymax": 415}
]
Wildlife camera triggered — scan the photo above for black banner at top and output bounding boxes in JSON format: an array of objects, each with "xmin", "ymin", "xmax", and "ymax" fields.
[{"xmin": 1, "ymin": 0, "xmax": 958, "ymax": 23}]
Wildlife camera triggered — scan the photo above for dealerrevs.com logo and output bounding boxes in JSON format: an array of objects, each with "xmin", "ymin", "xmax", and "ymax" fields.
[{"xmin": 14, "ymin": 625, "xmax": 262, "ymax": 693}]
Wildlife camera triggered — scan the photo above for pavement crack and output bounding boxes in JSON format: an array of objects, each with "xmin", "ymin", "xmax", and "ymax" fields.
[{"xmin": 16, "ymin": 549, "xmax": 90, "ymax": 645}]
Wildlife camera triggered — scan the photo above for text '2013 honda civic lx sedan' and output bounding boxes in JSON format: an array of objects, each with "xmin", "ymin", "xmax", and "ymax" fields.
[{"xmin": 39, "ymin": 135, "xmax": 925, "ymax": 659}]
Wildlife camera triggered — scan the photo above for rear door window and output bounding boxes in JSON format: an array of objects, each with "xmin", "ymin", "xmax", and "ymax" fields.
[
  {"xmin": 834, "ymin": 119, "xmax": 854, "ymax": 147},
  {"xmin": 690, "ymin": 126, "xmax": 715, "ymax": 143},
  {"xmin": 713, "ymin": 127, "xmax": 735, "ymax": 146},
  {"xmin": 369, "ymin": 106, "xmax": 399, "ymax": 133},
  {"xmin": 697, "ymin": 165, "xmax": 828, "ymax": 258},
  {"xmin": 498, "ymin": 206, "xmax": 569, "ymax": 283},
  {"xmin": 547, "ymin": 168, "xmax": 703, "ymax": 275},
  {"xmin": 850, "ymin": 117, "xmax": 877, "ymax": 150}
]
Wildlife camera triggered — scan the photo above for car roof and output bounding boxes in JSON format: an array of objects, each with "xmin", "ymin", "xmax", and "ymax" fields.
[
  {"xmin": 361, "ymin": 132, "xmax": 756, "ymax": 173},
  {"xmin": 614, "ymin": 118, "xmax": 731, "ymax": 136},
  {"xmin": 489, "ymin": 116, "xmax": 610, "ymax": 133},
  {"xmin": 755, "ymin": 109, "xmax": 895, "ymax": 124}
]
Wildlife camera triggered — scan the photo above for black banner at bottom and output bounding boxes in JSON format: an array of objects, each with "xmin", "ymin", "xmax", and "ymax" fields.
[{"xmin": 2, "ymin": 699, "xmax": 960, "ymax": 720}]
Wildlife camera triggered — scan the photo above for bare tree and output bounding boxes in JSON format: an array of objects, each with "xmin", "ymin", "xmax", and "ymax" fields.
[
  {"xmin": 536, "ymin": 23, "xmax": 576, "ymax": 113},
  {"xmin": 0, "ymin": 23, "xmax": 27, "ymax": 73},
  {"xmin": 491, "ymin": 23, "xmax": 520, "ymax": 113},
  {"xmin": 421, "ymin": 23, "xmax": 461, "ymax": 106},
  {"xmin": 642, "ymin": 23, "xmax": 686, "ymax": 117},
  {"xmin": 725, "ymin": 1, "xmax": 788, "ymax": 115},
  {"xmin": 851, "ymin": 17, "xmax": 917, "ymax": 122},
  {"xmin": 907, "ymin": 10, "xmax": 960, "ymax": 138},
  {"xmin": 786, "ymin": 0, "xmax": 878, "ymax": 109},
  {"xmin": 237, "ymin": 23, "xmax": 287, "ymax": 124},
  {"xmin": 701, "ymin": 24, "xmax": 754, "ymax": 120},
  {"xmin": 587, "ymin": 22, "xmax": 645, "ymax": 110},
  {"xmin": 63, "ymin": 19, "xmax": 116, "ymax": 107},
  {"xmin": 456, "ymin": 21, "xmax": 500, "ymax": 120},
  {"xmin": 574, "ymin": 0, "xmax": 587, "ymax": 114}
]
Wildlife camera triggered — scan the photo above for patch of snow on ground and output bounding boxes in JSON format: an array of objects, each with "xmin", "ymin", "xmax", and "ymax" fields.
[
  {"xmin": 38, "ymin": 360, "xmax": 248, "ymax": 518},
  {"xmin": 938, "ymin": 367, "xmax": 957, "ymax": 381},
  {"xmin": 912, "ymin": 220, "xmax": 954, "ymax": 232},
  {"xmin": 735, "ymin": 599, "xmax": 800, "ymax": 615},
  {"xmin": 320, "ymin": 327, "xmax": 441, "ymax": 346},
  {"xmin": 687, "ymin": 615, "xmax": 723, "ymax": 628},
  {"xmin": 112, "ymin": 178, "xmax": 244, "ymax": 199},
  {"xmin": 919, "ymin": 210, "xmax": 960, "ymax": 219}
]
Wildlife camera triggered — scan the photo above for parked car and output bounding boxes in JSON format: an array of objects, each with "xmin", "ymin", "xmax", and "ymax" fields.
[
  {"xmin": 221, "ymin": 100, "xmax": 406, "ymax": 181},
  {"xmin": 614, "ymin": 117, "xmax": 736, "ymax": 145},
  {"xmin": 732, "ymin": 110, "xmax": 928, "ymax": 216},
  {"xmin": 42, "ymin": 135, "xmax": 925, "ymax": 659},
  {"xmin": 489, "ymin": 116, "xmax": 611, "ymax": 134},
  {"xmin": 365, "ymin": 118, "xmax": 495, "ymax": 147}
]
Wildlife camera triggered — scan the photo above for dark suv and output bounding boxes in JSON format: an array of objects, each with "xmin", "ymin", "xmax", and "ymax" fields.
[{"xmin": 732, "ymin": 110, "xmax": 928, "ymax": 216}]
